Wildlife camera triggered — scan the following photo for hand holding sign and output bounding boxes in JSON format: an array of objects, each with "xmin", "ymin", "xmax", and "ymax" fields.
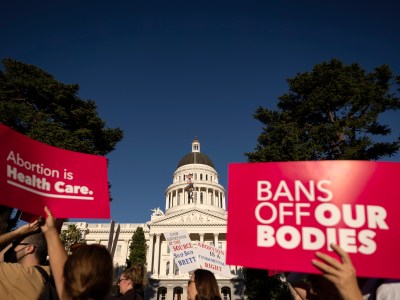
[
  {"xmin": 40, "ymin": 206, "xmax": 56, "ymax": 234},
  {"xmin": 312, "ymin": 243, "xmax": 363, "ymax": 300}
]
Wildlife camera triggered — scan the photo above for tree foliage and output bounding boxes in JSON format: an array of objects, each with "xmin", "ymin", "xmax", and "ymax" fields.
[
  {"xmin": 128, "ymin": 227, "xmax": 147, "ymax": 266},
  {"xmin": 0, "ymin": 58, "xmax": 124, "ymax": 233},
  {"xmin": 246, "ymin": 59, "xmax": 400, "ymax": 162},
  {"xmin": 243, "ymin": 268, "xmax": 269, "ymax": 300},
  {"xmin": 60, "ymin": 224, "xmax": 89, "ymax": 253}
]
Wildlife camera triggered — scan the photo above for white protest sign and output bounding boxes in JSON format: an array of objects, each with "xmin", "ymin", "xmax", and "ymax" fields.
[
  {"xmin": 196, "ymin": 242, "xmax": 231, "ymax": 277},
  {"xmin": 164, "ymin": 229, "xmax": 197, "ymax": 273}
]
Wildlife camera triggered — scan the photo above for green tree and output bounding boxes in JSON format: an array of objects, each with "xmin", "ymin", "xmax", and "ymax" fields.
[
  {"xmin": 60, "ymin": 224, "xmax": 89, "ymax": 253},
  {"xmin": 128, "ymin": 227, "xmax": 147, "ymax": 266},
  {"xmin": 0, "ymin": 58, "xmax": 124, "ymax": 233},
  {"xmin": 246, "ymin": 59, "xmax": 400, "ymax": 162},
  {"xmin": 243, "ymin": 268, "xmax": 268, "ymax": 300}
]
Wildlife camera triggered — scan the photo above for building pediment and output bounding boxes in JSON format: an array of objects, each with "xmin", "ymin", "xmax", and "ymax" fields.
[{"xmin": 147, "ymin": 208, "xmax": 227, "ymax": 226}]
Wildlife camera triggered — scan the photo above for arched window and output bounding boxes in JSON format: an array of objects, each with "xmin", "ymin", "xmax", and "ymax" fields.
[
  {"xmin": 206, "ymin": 174, "xmax": 208, "ymax": 180},
  {"xmin": 221, "ymin": 287, "xmax": 231, "ymax": 300},
  {"xmin": 166, "ymin": 261, "xmax": 170, "ymax": 275},
  {"xmin": 200, "ymin": 192, "xmax": 203, "ymax": 204},
  {"xmin": 200, "ymin": 174, "xmax": 203, "ymax": 180},
  {"xmin": 173, "ymin": 287, "xmax": 183, "ymax": 300},
  {"xmin": 158, "ymin": 287, "xmax": 167, "ymax": 300}
]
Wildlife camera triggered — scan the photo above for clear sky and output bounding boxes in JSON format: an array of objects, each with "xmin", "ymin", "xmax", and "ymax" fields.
[{"xmin": 1, "ymin": 0, "xmax": 399, "ymax": 223}]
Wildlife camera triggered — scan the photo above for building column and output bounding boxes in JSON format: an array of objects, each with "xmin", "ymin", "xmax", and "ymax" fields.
[
  {"xmin": 199, "ymin": 233, "xmax": 204, "ymax": 243},
  {"xmin": 180, "ymin": 189, "xmax": 184, "ymax": 205},
  {"xmin": 168, "ymin": 253, "xmax": 174, "ymax": 277},
  {"xmin": 167, "ymin": 288, "xmax": 174, "ymax": 300},
  {"xmin": 154, "ymin": 234, "xmax": 161, "ymax": 275},
  {"xmin": 213, "ymin": 233, "xmax": 219, "ymax": 248},
  {"xmin": 147, "ymin": 234, "xmax": 154, "ymax": 274},
  {"xmin": 124, "ymin": 239, "xmax": 130, "ymax": 261}
]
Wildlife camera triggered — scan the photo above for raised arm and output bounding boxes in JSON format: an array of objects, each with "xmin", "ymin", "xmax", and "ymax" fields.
[
  {"xmin": 0, "ymin": 219, "xmax": 41, "ymax": 247},
  {"xmin": 40, "ymin": 206, "xmax": 68, "ymax": 300},
  {"xmin": 312, "ymin": 243, "xmax": 363, "ymax": 300}
]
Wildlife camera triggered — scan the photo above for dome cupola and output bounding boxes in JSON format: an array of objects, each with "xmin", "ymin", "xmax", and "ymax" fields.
[{"xmin": 177, "ymin": 137, "xmax": 215, "ymax": 168}]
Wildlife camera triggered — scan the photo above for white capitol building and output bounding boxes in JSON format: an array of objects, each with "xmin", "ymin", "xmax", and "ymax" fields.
[{"xmin": 62, "ymin": 138, "xmax": 243, "ymax": 300}]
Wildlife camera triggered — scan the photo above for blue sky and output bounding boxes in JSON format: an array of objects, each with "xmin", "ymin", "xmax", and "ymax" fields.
[{"xmin": 1, "ymin": 0, "xmax": 399, "ymax": 223}]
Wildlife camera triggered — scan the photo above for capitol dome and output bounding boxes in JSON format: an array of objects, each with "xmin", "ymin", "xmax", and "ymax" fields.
[{"xmin": 164, "ymin": 138, "xmax": 226, "ymax": 215}]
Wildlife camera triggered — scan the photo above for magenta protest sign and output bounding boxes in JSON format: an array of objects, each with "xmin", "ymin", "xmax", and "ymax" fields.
[
  {"xmin": 0, "ymin": 123, "xmax": 110, "ymax": 219},
  {"xmin": 226, "ymin": 161, "xmax": 400, "ymax": 279}
]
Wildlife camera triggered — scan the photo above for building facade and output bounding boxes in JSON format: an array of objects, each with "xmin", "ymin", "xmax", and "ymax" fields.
[{"xmin": 62, "ymin": 138, "xmax": 243, "ymax": 300}]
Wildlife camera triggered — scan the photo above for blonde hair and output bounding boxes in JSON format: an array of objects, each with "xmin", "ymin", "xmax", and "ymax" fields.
[
  {"xmin": 63, "ymin": 244, "xmax": 113, "ymax": 300},
  {"xmin": 121, "ymin": 263, "xmax": 148, "ymax": 296},
  {"xmin": 132, "ymin": 263, "xmax": 148, "ymax": 288}
]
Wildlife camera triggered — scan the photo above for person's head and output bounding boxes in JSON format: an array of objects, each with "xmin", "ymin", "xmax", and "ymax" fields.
[
  {"xmin": 3, "ymin": 232, "xmax": 47, "ymax": 266},
  {"xmin": 131, "ymin": 263, "xmax": 148, "ymax": 291},
  {"xmin": 63, "ymin": 244, "xmax": 113, "ymax": 300},
  {"xmin": 187, "ymin": 269, "xmax": 222, "ymax": 300},
  {"xmin": 118, "ymin": 268, "xmax": 134, "ymax": 295},
  {"xmin": 70, "ymin": 242, "xmax": 87, "ymax": 254}
]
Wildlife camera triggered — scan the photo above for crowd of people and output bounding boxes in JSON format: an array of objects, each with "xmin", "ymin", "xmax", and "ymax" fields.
[
  {"xmin": 0, "ymin": 207, "xmax": 149, "ymax": 300},
  {"xmin": 0, "ymin": 206, "xmax": 399, "ymax": 300}
]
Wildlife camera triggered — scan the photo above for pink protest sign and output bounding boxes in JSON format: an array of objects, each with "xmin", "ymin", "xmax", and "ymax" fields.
[
  {"xmin": 226, "ymin": 161, "xmax": 400, "ymax": 279},
  {"xmin": 0, "ymin": 123, "xmax": 110, "ymax": 219}
]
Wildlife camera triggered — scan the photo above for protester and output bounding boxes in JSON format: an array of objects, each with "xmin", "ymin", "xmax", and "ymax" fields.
[
  {"xmin": 187, "ymin": 269, "xmax": 222, "ymax": 300},
  {"xmin": 0, "ymin": 218, "xmax": 51, "ymax": 300},
  {"xmin": 41, "ymin": 206, "xmax": 113, "ymax": 300},
  {"xmin": 117, "ymin": 267, "xmax": 143, "ymax": 300},
  {"xmin": 288, "ymin": 243, "xmax": 400, "ymax": 300}
]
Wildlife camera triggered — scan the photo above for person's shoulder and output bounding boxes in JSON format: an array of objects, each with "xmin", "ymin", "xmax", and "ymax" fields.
[
  {"xmin": 38, "ymin": 264, "xmax": 50, "ymax": 269},
  {"xmin": 0, "ymin": 261, "xmax": 34, "ymax": 272},
  {"xmin": 35, "ymin": 264, "xmax": 51, "ymax": 274},
  {"xmin": 376, "ymin": 280, "xmax": 400, "ymax": 300},
  {"xmin": 0, "ymin": 262, "xmax": 49, "ymax": 283}
]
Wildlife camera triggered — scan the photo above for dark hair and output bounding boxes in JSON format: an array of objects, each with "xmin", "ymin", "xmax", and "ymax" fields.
[
  {"xmin": 24, "ymin": 232, "xmax": 47, "ymax": 264},
  {"xmin": 193, "ymin": 269, "xmax": 222, "ymax": 300},
  {"xmin": 63, "ymin": 244, "xmax": 113, "ymax": 300}
]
